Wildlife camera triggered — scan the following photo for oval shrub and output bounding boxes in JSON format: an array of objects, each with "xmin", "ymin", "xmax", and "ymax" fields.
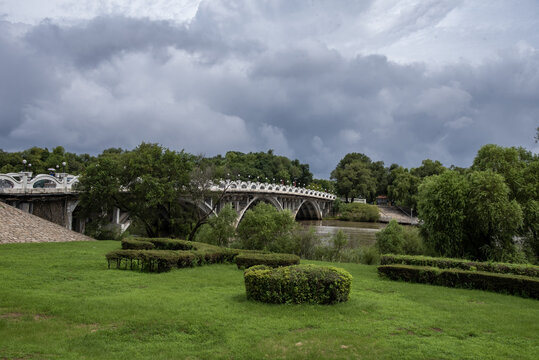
[
  {"xmin": 235, "ymin": 253, "xmax": 300, "ymax": 269},
  {"xmin": 244, "ymin": 264, "xmax": 352, "ymax": 304}
]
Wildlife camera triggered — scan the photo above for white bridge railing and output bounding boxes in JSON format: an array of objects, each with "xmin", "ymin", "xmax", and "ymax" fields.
[
  {"xmin": 0, "ymin": 173, "xmax": 336, "ymax": 200},
  {"xmin": 0, "ymin": 173, "xmax": 79, "ymax": 193},
  {"xmin": 213, "ymin": 180, "xmax": 336, "ymax": 200}
]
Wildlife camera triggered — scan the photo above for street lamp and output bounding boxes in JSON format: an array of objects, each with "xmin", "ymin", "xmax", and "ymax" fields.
[
  {"xmin": 62, "ymin": 161, "xmax": 66, "ymax": 174},
  {"xmin": 22, "ymin": 159, "xmax": 27, "ymax": 172}
]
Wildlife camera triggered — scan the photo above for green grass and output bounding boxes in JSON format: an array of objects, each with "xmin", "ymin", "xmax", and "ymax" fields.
[{"xmin": 0, "ymin": 241, "xmax": 538, "ymax": 360}]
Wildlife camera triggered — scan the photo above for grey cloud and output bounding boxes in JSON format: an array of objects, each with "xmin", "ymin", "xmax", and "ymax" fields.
[{"xmin": 0, "ymin": 1, "xmax": 538, "ymax": 178}]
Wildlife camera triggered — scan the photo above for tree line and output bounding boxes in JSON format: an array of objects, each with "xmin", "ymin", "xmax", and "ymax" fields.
[
  {"xmin": 0, "ymin": 144, "xmax": 316, "ymax": 240},
  {"xmin": 2, "ymin": 142, "xmax": 537, "ymax": 263},
  {"xmin": 331, "ymin": 144, "xmax": 538, "ymax": 263}
]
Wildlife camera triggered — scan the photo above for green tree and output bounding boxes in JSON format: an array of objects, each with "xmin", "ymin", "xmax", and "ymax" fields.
[
  {"xmin": 236, "ymin": 202, "xmax": 297, "ymax": 251},
  {"xmin": 465, "ymin": 171, "xmax": 523, "ymax": 260},
  {"xmin": 331, "ymin": 153, "xmax": 376, "ymax": 202},
  {"xmin": 418, "ymin": 170, "xmax": 524, "ymax": 260},
  {"xmin": 375, "ymin": 220, "xmax": 425, "ymax": 255},
  {"xmin": 472, "ymin": 144, "xmax": 530, "ymax": 200},
  {"xmin": 376, "ymin": 220, "xmax": 405, "ymax": 254},
  {"xmin": 387, "ymin": 167, "xmax": 420, "ymax": 209},
  {"xmin": 411, "ymin": 159, "xmax": 446, "ymax": 178},
  {"xmin": 417, "ymin": 171, "xmax": 469, "ymax": 258},
  {"xmin": 79, "ymin": 143, "xmax": 194, "ymax": 238},
  {"xmin": 195, "ymin": 204, "xmax": 237, "ymax": 247},
  {"xmin": 472, "ymin": 144, "xmax": 538, "ymax": 261}
]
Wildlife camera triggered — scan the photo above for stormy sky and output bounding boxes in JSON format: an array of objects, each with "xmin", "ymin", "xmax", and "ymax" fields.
[{"xmin": 1, "ymin": 1, "xmax": 538, "ymax": 178}]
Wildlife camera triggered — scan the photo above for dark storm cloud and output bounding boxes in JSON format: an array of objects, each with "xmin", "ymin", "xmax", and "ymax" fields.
[{"xmin": 0, "ymin": 0, "xmax": 538, "ymax": 178}]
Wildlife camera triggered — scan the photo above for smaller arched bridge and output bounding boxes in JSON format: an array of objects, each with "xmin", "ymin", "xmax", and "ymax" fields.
[{"xmin": 0, "ymin": 173, "xmax": 336, "ymax": 231}]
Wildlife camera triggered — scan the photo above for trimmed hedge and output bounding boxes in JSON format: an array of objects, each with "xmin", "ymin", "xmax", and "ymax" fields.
[
  {"xmin": 235, "ymin": 253, "xmax": 300, "ymax": 269},
  {"xmin": 121, "ymin": 239, "xmax": 155, "ymax": 250},
  {"xmin": 380, "ymin": 254, "xmax": 539, "ymax": 278},
  {"xmin": 244, "ymin": 264, "xmax": 352, "ymax": 304},
  {"xmin": 378, "ymin": 264, "xmax": 539, "ymax": 299},
  {"xmin": 106, "ymin": 250, "xmax": 196, "ymax": 272},
  {"xmin": 109, "ymin": 238, "xmax": 299, "ymax": 273}
]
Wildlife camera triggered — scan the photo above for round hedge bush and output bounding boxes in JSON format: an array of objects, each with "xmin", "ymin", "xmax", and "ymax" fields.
[
  {"xmin": 244, "ymin": 264, "xmax": 352, "ymax": 304},
  {"xmin": 235, "ymin": 253, "xmax": 300, "ymax": 269}
]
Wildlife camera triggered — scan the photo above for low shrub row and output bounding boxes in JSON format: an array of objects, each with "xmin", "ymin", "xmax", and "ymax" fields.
[
  {"xmin": 106, "ymin": 250, "xmax": 196, "ymax": 272},
  {"xmin": 121, "ymin": 239, "xmax": 155, "ymax": 250},
  {"xmin": 244, "ymin": 264, "xmax": 352, "ymax": 304},
  {"xmin": 378, "ymin": 264, "xmax": 539, "ymax": 299},
  {"xmin": 112, "ymin": 239, "xmax": 277, "ymax": 273},
  {"xmin": 235, "ymin": 253, "xmax": 300, "ymax": 269},
  {"xmin": 380, "ymin": 254, "xmax": 539, "ymax": 278}
]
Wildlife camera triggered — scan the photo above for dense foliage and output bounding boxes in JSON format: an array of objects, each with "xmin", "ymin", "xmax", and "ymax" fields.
[
  {"xmin": 78, "ymin": 143, "xmax": 195, "ymax": 238},
  {"xmin": 195, "ymin": 204, "xmax": 238, "ymax": 247},
  {"xmin": 378, "ymin": 264, "xmax": 539, "ymax": 299},
  {"xmin": 236, "ymin": 202, "xmax": 297, "ymax": 252},
  {"xmin": 206, "ymin": 150, "xmax": 313, "ymax": 186},
  {"xmin": 0, "ymin": 146, "xmax": 95, "ymax": 174},
  {"xmin": 418, "ymin": 169, "xmax": 525, "ymax": 261},
  {"xmin": 338, "ymin": 202, "xmax": 380, "ymax": 222},
  {"xmin": 244, "ymin": 264, "xmax": 352, "ymax": 304},
  {"xmin": 375, "ymin": 220, "xmax": 425, "ymax": 255}
]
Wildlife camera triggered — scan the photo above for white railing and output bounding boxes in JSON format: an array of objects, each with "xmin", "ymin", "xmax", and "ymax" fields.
[
  {"xmin": 0, "ymin": 173, "xmax": 79, "ymax": 193},
  {"xmin": 213, "ymin": 180, "xmax": 336, "ymax": 200},
  {"xmin": 0, "ymin": 174, "xmax": 336, "ymax": 200}
]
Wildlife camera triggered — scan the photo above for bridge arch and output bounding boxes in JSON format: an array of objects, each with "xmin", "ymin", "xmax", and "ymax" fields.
[
  {"xmin": 0, "ymin": 179, "xmax": 15, "ymax": 189},
  {"xmin": 236, "ymin": 195, "xmax": 284, "ymax": 226},
  {"xmin": 0, "ymin": 174, "xmax": 19, "ymax": 189},
  {"xmin": 295, "ymin": 199, "xmax": 322, "ymax": 220}
]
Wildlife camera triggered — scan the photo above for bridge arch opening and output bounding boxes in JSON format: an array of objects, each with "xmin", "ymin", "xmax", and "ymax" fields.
[
  {"xmin": 33, "ymin": 179, "xmax": 57, "ymax": 188},
  {"xmin": 295, "ymin": 200, "xmax": 322, "ymax": 221},
  {"xmin": 236, "ymin": 196, "xmax": 283, "ymax": 226},
  {"xmin": 0, "ymin": 179, "xmax": 14, "ymax": 189}
]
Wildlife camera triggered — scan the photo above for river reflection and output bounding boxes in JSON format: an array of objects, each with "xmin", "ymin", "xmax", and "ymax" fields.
[{"xmin": 299, "ymin": 220, "xmax": 386, "ymax": 248}]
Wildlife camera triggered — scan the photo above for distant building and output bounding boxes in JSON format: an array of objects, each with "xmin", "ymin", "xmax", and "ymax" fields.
[{"xmin": 376, "ymin": 195, "xmax": 389, "ymax": 205}]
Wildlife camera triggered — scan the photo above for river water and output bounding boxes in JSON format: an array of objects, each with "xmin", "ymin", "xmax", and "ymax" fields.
[{"xmin": 299, "ymin": 220, "xmax": 386, "ymax": 248}]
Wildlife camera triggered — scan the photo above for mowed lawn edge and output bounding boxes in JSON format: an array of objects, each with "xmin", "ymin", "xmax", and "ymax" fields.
[{"xmin": 0, "ymin": 241, "xmax": 538, "ymax": 360}]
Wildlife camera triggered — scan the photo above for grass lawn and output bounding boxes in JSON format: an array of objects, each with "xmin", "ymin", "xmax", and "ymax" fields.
[{"xmin": 0, "ymin": 241, "xmax": 538, "ymax": 360}]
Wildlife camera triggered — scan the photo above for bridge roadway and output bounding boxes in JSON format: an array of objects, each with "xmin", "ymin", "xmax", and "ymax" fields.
[{"xmin": 0, "ymin": 172, "xmax": 336, "ymax": 232}]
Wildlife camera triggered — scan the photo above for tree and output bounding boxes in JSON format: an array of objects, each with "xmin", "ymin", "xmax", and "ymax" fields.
[
  {"xmin": 417, "ymin": 170, "xmax": 523, "ymax": 260},
  {"xmin": 195, "ymin": 204, "xmax": 237, "ymax": 247},
  {"xmin": 464, "ymin": 171, "xmax": 523, "ymax": 260},
  {"xmin": 417, "ymin": 171, "xmax": 469, "ymax": 258},
  {"xmin": 79, "ymin": 143, "xmax": 194, "ymax": 238},
  {"xmin": 185, "ymin": 162, "xmax": 232, "ymax": 241},
  {"xmin": 472, "ymin": 144, "xmax": 529, "ymax": 201},
  {"xmin": 387, "ymin": 167, "xmax": 420, "ymax": 209},
  {"xmin": 209, "ymin": 150, "xmax": 313, "ymax": 185},
  {"xmin": 237, "ymin": 202, "xmax": 297, "ymax": 251},
  {"xmin": 472, "ymin": 144, "xmax": 538, "ymax": 261},
  {"xmin": 331, "ymin": 153, "xmax": 376, "ymax": 202},
  {"xmin": 411, "ymin": 159, "xmax": 446, "ymax": 178}
]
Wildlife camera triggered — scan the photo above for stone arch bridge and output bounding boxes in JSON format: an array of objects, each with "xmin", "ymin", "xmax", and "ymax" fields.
[{"xmin": 0, "ymin": 173, "xmax": 336, "ymax": 232}]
